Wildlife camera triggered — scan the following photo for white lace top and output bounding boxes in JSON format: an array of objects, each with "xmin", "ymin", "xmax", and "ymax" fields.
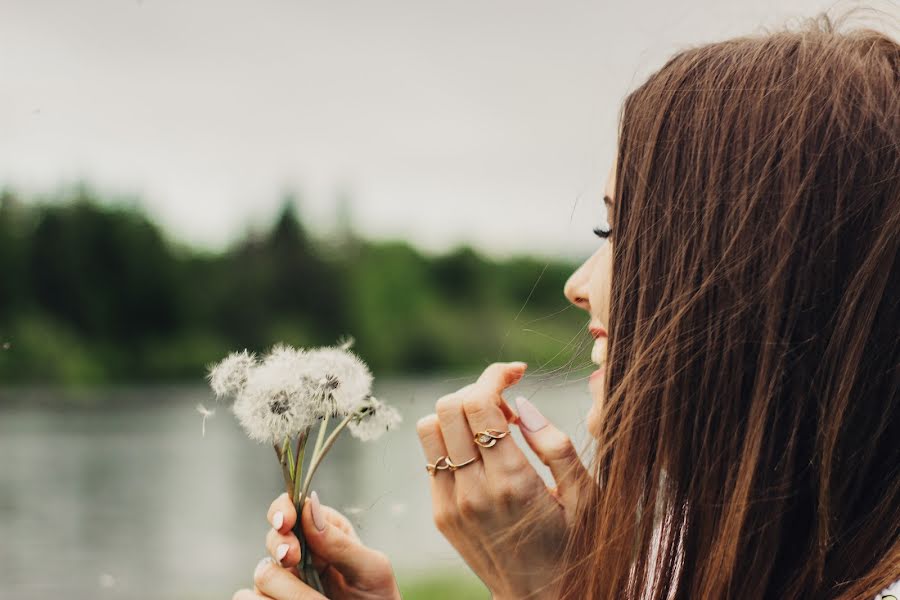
[{"xmin": 874, "ymin": 577, "xmax": 900, "ymax": 600}]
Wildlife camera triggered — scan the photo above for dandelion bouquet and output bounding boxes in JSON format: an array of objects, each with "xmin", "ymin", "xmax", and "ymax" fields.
[{"xmin": 205, "ymin": 337, "xmax": 401, "ymax": 592}]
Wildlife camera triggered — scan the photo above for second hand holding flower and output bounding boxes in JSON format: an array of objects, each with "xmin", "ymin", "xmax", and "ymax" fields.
[{"xmin": 206, "ymin": 337, "xmax": 402, "ymax": 594}]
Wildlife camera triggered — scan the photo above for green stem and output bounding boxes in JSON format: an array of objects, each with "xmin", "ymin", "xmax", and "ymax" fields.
[
  {"xmin": 293, "ymin": 429, "xmax": 308, "ymax": 502},
  {"xmin": 274, "ymin": 442, "xmax": 292, "ymax": 497},
  {"xmin": 286, "ymin": 436, "xmax": 296, "ymax": 480},
  {"xmin": 299, "ymin": 411, "xmax": 355, "ymax": 507},
  {"xmin": 312, "ymin": 413, "xmax": 330, "ymax": 462}
]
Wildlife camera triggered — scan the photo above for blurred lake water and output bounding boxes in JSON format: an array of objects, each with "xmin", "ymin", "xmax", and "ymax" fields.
[{"xmin": 0, "ymin": 373, "xmax": 594, "ymax": 599}]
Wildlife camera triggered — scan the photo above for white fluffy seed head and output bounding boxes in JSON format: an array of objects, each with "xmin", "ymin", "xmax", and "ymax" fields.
[
  {"xmin": 207, "ymin": 350, "xmax": 257, "ymax": 400},
  {"xmin": 231, "ymin": 345, "xmax": 318, "ymax": 443},
  {"xmin": 302, "ymin": 346, "xmax": 373, "ymax": 418},
  {"xmin": 348, "ymin": 396, "xmax": 402, "ymax": 441}
]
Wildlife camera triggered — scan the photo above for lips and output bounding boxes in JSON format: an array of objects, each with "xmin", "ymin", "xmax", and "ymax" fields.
[{"xmin": 589, "ymin": 325, "xmax": 608, "ymax": 340}]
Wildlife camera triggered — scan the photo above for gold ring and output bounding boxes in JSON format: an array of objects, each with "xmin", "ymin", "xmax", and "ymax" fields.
[
  {"xmin": 445, "ymin": 455, "xmax": 479, "ymax": 471},
  {"xmin": 426, "ymin": 455, "xmax": 450, "ymax": 475},
  {"xmin": 473, "ymin": 428, "xmax": 510, "ymax": 448}
]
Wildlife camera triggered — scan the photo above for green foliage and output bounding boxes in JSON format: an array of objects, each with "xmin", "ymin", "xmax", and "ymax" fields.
[
  {"xmin": 398, "ymin": 570, "xmax": 490, "ymax": 600},
  {"xmin": 0, "ymin": 187, "xmax": 587, "ymax": 384}
]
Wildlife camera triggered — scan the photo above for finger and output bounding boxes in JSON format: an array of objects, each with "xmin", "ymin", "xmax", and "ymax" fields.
[
  {"xmin": 253, "ymin": 557, "xmax": 326, "ymax": 599},
  {"xmin": 514, "ymin": 396, "xmax": 590, "ymax": 513},
  {"xmin": 461, "ymin": 381, "xmax": 531, "ymax": 475},
  {"xmin": 317, "ymin": 503, "xmax": 361, "ymax": 542},
  {"xmin": 416, "ymin": 413, "xmax": 457, "ymax": 531},
  {"xmin": 434, "ymin": 390, "xmax": 487, "ymax": 506},
  {"xmin": 231, "ymin": 589, "xmax": 268, "ymax": 600},
  {"xmin": 265, "ymin": 527, "xmax": 301, "ymax": 568},
  {"xmin": 416, "ymin": 413, "xmax": 454, "ymax": 491},
  {"xmin": 267, "ymin": 492, "xmax": 296, "ymax": 535},
  {"xmin": 474, "ymin": 361, "xmax": 525, "ymax": 427},
  {"xmin": 301, "ymin": 491, "xmax": 395, "ymax": 587}
]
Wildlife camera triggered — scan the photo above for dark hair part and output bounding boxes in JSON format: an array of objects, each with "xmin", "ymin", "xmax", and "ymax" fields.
[{"xmin": 557, "ymin": 10, "xmax": 899, "ymax": 600}]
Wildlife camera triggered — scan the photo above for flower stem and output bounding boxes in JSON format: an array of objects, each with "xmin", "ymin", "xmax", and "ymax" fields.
[
  {"xmin": 299, "ymin": 411, "xmax": 356, "ymax": 507},
  {"xmin": 292, "ymin": 429, "xmax": 308, "ymax": 502},
  {"xmin": 274, "ymin": 441, "xmax": 292, "ymax": 497},
  {"xmin": 312, "ymin": 413, "xmax": 330, "ymax": 463}
]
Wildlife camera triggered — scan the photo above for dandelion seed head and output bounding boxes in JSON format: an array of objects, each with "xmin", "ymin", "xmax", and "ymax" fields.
[
  {"xmin": 348, "ymin": 396, "xmax": 402, "ymax": 441},
  {"xmin": 232, "ymin": 345, "xmax": 318, "ymax": 443},
  {"xmin": 207, "ymin": 350, "xmax": 257, "ymax": 400},
  {"xmin": 303, "ymin": 346, "xmax": 373, "ymax": 418}
]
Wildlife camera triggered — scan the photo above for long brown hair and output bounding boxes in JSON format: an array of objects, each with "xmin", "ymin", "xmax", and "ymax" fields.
[{"xmin": 557, "ymin": 11, "xmax": 899, "ymax": 599}]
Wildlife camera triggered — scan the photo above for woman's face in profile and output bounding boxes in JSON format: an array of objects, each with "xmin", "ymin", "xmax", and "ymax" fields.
[{"xmin": 564, "ymin": 159, "xmax": 615, "ymax": 436}]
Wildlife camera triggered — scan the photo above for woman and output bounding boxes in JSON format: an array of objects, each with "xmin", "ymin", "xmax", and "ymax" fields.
[{"xmin": 232, "ymin": 12, "xmax": 899, "ymax": 600}]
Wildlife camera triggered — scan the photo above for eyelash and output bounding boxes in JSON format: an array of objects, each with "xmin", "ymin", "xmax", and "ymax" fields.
[{"xmin": 593, "ymin": 224, "xmax": 612, "ymax": 239}]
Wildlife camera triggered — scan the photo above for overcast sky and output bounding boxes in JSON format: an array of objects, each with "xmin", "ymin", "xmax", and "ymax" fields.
[{"xmin": 1, "ymin": 0, "xmax": 863, "ymax": 260}]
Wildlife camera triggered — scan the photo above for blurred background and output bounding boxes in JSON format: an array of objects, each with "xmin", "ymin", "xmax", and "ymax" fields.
[{"xmin": 0, "ymin": 0, "xmax": 862, "ymax": 598}]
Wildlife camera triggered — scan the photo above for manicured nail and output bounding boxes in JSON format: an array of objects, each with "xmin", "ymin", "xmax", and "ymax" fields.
[
  {"xmin": 311, "ymin": 491, "xmax": 326, "ymax": 532},
  {"xmin": 272, "ymin": 511, "xmax": 284, "ymax": 530},
  {"xmin": 275, "ymin": 543, "xmax": 289, "ymax": 562},
  {"xmin": 255, "ymin": 556, "xmax": 274, "ymax": 578},
  {"xmin": 515, "ymin": 396, "xmax": 548, "ymax": 432}
]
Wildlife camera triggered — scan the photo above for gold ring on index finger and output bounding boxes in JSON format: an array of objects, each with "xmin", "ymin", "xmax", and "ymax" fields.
[{"xmin": 473, "ymin": 429, "xmax": 510, "ymax": 448}]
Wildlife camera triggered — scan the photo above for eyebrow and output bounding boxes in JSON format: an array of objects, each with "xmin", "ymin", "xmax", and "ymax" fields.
[{"xmin": 603, "ymin": 195, "xmax": 614, "ymax": 207}]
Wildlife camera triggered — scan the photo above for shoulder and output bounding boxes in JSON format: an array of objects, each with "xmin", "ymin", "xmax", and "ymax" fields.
[{"xmin": 874, "ymin": 576, "xmax": 900, "ymax": 600}]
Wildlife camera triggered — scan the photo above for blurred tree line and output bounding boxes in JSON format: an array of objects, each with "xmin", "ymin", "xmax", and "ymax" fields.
[{"xmin": 0, "ymin": 186, "xmax": 588, "ymax": 385}]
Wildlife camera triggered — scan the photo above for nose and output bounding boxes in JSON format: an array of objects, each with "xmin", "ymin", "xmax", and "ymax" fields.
[{"xmin": 564, "ymin": 261, "xmax": 591, "ymax": 312}]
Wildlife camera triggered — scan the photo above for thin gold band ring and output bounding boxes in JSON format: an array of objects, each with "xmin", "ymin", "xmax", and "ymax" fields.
[
  {"xmin": 426, "ymin": 455, "xmax": 451, "ymax": 475},
  {"xmin": 445, "ymin": 455, "xmax": 479, "ymax": 471}
]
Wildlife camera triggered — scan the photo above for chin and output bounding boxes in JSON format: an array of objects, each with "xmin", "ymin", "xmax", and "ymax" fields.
[{"xmin": 586, "ymin": 401, "xmax": 603, "ymax": 438}]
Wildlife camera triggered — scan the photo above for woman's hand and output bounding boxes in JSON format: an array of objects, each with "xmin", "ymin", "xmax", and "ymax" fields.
[
  {"xmin": 231, "ymin": 491, "xmax": 402, "ymax": 600},
  {"xmin": 416, "ymin": 362, "xmax": 591, "ymax": 600}
]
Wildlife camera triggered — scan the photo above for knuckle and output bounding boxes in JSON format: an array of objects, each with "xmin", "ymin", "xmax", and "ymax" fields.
[
  {"xmin": 502, "ymin": 454, "xmax": 529, "ymax": 474},
  {"xmin": 546, "ymin": 436, "xmax": 577, "ymax": 461},
  {"xmin": 415, "ymin": 414, "xmax": 439, "ymax": 437},
  {"xmin": 253, "ymin": 563, "xmax": 276, "ymax": 589},
  {"xmin": 461, "ymin": 392, "xmax": 490, "ymax": 416},
  {"xmin": 457, "ymin": 492, "xmax": 490, "ymax": 519},
  {"xmin": 433, "ymin": 507, "xmax": 455, "ymax": 532},
  {"xmin": 371, "ymin": 549, "xmax": 392, "ymax": 572},
  {"xmin": 435, "ymin": 393, "xmax": 462, "ymax": 416},
  {"xmin": 492, "ymin": 482, "xmax": 522, "ymax": 505}
]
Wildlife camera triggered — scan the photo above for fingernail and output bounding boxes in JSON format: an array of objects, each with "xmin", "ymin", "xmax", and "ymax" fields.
[
  {"xmin": 254, "ymin": 556, "xmax": 274, "ymax": 578},
  {"xmin": 515, "ymin": 396, "xmax": 548, "ymax": 432},
  {"xmin": 311, "ymin": 491, "xmax": 326, "ymax": 532},
  {"xmin": 275, "ymin": 543, "xmax": 289, "ymax": 563},
  {"xmin": 272, "ymin": 511, "xmax": 284, "ymax": 530}
]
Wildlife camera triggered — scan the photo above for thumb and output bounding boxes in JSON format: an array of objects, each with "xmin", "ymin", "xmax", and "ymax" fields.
[
  {"xmin": 301, "ymin": 491, "xmax": 392, "ymax": 585},
  {"xmin": 514, "ymin": 396, "xmax": 590, "ymax": 514}
]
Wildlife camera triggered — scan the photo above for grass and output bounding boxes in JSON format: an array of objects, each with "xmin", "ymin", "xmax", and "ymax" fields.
[{"xmin": 398, "ymin": 570, "xmax": 490, "ymax": 600}]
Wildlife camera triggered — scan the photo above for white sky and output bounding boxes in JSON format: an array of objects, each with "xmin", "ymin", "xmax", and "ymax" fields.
[{"xmin": 0, "ymin": 0, "xmax": 852, "ymax": 259}]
